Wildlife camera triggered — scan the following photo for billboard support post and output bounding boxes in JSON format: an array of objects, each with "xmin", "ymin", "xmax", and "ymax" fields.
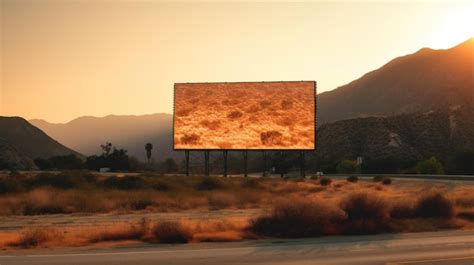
[
  {"xmin": 223, "ymin": 151, "xmax": 228, "ymax": 177},
  {"xmin": 243, "ymin": 150, "xmax": 248, "ymax": 177},
  {"xmin": 185, "ymin": 150, "xmax": 190, "ymax": 176},
  {"xmin": 262, "ymin": 151, "xmax": 267, "ymax": 177},
  {"xmin": 300, "ymin": 151, "xmax": 306, "ymax": 178},
  {"xmin": 204, "ymin": 151, "xmax": 210, "ymax": 176}
]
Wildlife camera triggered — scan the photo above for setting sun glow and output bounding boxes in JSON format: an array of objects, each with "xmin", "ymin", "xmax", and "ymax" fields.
[
  {"xmin": 1, "ymin": 1, "xmax": 473, "ymax": 123},
  {"xmin": 429, "ymin": 1, "xmax": 474, "ymax": 49}
]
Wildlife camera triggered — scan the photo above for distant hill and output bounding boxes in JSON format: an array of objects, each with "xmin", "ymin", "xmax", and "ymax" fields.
[
  {"xmin": 318, "ymin": 38, "xmax": 474, "ymax": 125},
  {"xmin": 316, "ymin": 106, "xmax": 474, "ymax": 164},
  {"xmin": 30, "ymin": 38, "xmax": 474, "ymax": 164},
  {"xmin": 0, "ymin": 117, "xmax": 83, "ymax": 169},
  {"xmin": 30, "ymin": 113, "xmax": 176, "ymax": 162},
  {"xmin": 30, "ymin": 107, "xmax": 474, "ymax": 169}
]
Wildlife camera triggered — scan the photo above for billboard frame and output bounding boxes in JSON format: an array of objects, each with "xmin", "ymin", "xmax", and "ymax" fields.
[{"xmin": 172, "ymin": 80, "xmax": 317, "ymax": 152}]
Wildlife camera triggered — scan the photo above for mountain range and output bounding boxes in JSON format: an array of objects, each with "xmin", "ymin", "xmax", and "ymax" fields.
[
  {"xmin": 1, "ymin": 38, "xmax": 473, "ymax": 169},
  {"xmin": 30, "ymin": 114, "xmax": 175, "ymax": 162}
]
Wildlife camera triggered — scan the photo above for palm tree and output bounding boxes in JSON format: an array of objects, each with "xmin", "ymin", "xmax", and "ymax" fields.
[{"xmin": 145, "ymin": 143, "xmax": 153, "ymax": 163}]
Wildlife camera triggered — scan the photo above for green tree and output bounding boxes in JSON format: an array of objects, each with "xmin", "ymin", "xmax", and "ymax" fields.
[
  {"xmin": 416, "ymin": 157, "xmax": 444, "ymax": 175},
  {"xmin": 34, "ymin": 155, "xmax": 83, "ymax": 170},
  {"xmin": 86, "ymin": 143, "xmax": 131, "ymax": 171},
  {"xmin": 145, "ymin": 143, "xmax": 153, "ymax": 163},
  {"xmin": 336, "ymin": 160, "xmax": 358, "ymax": 174},
  {"xmin": 100, "ymin": 142, "xmax": 112, "ymax": 156}
]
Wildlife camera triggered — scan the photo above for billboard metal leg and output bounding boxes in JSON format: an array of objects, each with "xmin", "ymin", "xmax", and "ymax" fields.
[
  {"xmin": 204, "ymin": 151, "xmax": 210, "ymax": 176},
  {"xmin": 243, "ymin": 150, "xmax": 248, "ymax": 177},
  {"xmin": 185, "ymin": 150, "xmax": 190, "ymax": 176},
  {"xmin": 262, "ymin": 151, "xmax": 267, "ymax": 177},
  {"xmin": 223, "ymin": 151, "xmax": 228, "ymax": 177},
  {"xmin": 300, "ymin": 151, "xmax": 306, "ymax": 178}
]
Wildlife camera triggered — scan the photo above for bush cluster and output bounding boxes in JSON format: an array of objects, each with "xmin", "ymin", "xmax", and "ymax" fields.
[{"xmin": 250, "ymin": 191, "xmax": 456, "ymax": 238}]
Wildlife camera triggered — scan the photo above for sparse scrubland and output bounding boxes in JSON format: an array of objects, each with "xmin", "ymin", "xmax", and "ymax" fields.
[
  {"xmin": 174, "ymin": 82, "xmax": 315, "ymax": 149},
  {"xmin": 1, "ymin": 171, "xmax": 474, "ymax": 249}
]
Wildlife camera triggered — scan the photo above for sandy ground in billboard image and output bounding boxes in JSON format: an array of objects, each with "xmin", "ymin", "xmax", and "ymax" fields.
[{"xmin": 174, "ymin": 82, "xmax": 315, "ymax": 149}]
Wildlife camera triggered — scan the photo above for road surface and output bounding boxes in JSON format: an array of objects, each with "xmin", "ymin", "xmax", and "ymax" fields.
[{"xmin": 1, "ymin": 230, "xmax": 474, "ymax": 265}]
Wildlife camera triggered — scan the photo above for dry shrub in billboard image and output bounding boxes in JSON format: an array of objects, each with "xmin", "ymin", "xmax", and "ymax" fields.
[{"xmin": 174, "ymin": 81, "xmax": 315, "ymax": 150}]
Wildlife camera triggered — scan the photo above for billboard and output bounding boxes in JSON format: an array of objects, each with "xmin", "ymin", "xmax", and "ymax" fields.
[{"xmin": 173, "ymin": 81, "xmax": 316, "ymax": 150}]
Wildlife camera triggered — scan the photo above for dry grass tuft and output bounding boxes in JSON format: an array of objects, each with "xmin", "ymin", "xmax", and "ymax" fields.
[
  {"xmin": 339, "ymin": 192, "xmax": 392, "ymax": 234},
  {"xmin": 250, "ymin": 198, "xmax": 344, "ymax": 238},
  {"xmin": 208, "ymin": 193, "xmax": 237, "ymax": 210},
  {"xmin": 153, "ymin": 221, "xmax": 193, "ymax": 244},
  {"xmin": 390, "ymin": 200, "xmax": 416, "ymax": 219},
  {"xmin": 89, "ymin": 218, "xmax": 150, "ymax": 243},
  {"xmin": 414, "ymin": 191, "xmax": 455, "ymax": 219}
]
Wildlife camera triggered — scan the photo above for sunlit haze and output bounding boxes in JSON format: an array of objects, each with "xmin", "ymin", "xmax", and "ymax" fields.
[{"xmin": 1, "ymin": 0, "xmax": 473, "ymax": 123}]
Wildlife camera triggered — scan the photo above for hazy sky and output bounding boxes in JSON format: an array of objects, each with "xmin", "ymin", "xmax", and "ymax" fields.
[{"xmin": 1, "ymin": 0, "xmax": 473, "ymax": 123}]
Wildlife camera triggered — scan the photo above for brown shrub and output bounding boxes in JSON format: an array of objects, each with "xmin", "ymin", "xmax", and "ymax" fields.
[
  {"xmin": 346, "ymin": 175, "xmax": 359, "ymax": 183},
  {"xmin": 414, "ymin": 192, "xmax": 454, "ymax": 219},
  {"xmin": 196, "ymin": 177, "xmax": 223, "ymax": 191},
  {"xmin": 227, "ymin": 111, "xmax": 243, "ymax": 120},
  {"xmin": 281, "ymin": 99, "xmax": 293, "ymax": 109},
  {"xmin": 208, "ymin": 193, "xmax": 237, "ymax": 210},
  {"xmin": 260, "ymin": 100, "xmax": 271, "ymax": 108},
  {"xmin": 340, "ymin": 193, "xmax": 391, "ymax": 234},
  {"xmin": 382, "ymin": 177, "xmax": 392, "ymax": 185},
  {"xmin": 176, "ymin": 108, "xmax": 192, "ymax": 117},
  {"xmin": 250, "ymin": 198, "xmax": 345, "ymax": 238},
  {"xmin": 390, "ymin": 200, "xmax": 415, "ymax": 219},
  {"xmin": 373, "ymin": 176, "xmax": 384, "ymax": 182},
  {"xmin": 153, "ymin": 221, "xmax": 192, "ymax": 244},
  {"xmin": 180, "ymin": 134, "xmax": 200, "ymax": 145},
  {"xmin": 246, "ymin": 105, "xmax": 260, "ymax": 113},
  {"xmin": 260, "ymin": 131, "xmax": 283, "ymax": 145},
  {"xmin": 200, "ymin": 120, "xmax": 221, "ymax": 130},
  {"xmin": 320, "ymin": 177, "xmax": 332, "ymax": 186}
]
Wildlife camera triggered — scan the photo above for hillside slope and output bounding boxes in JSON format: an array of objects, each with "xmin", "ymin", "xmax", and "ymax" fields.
[
  {"xmin": 0, "ymin": 117, "xmax": 83, "ymax": 169},
  {"xmin": 318, "ymin": 38, "xmax": 474, "ymax": 124},
  {"xmin": 316, "ymin": 107, "xmax": 474, "ymax": 163}
]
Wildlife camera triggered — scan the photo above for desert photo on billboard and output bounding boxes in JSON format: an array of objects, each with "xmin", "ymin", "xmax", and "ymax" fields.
[{"xmin": 174, "ymin": 81, "xmax": 316, "ymax": 150}]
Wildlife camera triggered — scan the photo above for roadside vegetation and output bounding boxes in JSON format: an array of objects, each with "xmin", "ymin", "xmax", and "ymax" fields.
[{"xmin": 1, "ymin": 171, "xmax": 474, "ymax": 249}]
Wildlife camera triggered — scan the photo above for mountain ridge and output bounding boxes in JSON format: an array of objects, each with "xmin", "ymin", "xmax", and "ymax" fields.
[
  {"xmin": 317, "ymin": 37, "xmax": 474, "ymax": 124},
  {"xmin": 0, "ymin": 116, "xmax": 84, "ymax": 169}
]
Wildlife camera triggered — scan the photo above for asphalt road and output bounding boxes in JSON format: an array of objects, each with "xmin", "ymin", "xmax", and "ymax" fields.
[{"xmin": 1, "ymin": 230, "xmax": 474, "ymax": 265}]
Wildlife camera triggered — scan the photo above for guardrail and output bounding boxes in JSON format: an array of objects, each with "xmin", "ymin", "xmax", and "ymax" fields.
[{"xmin": 326, "ymin": 174, "xmax": 474, "ymax": 181}]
